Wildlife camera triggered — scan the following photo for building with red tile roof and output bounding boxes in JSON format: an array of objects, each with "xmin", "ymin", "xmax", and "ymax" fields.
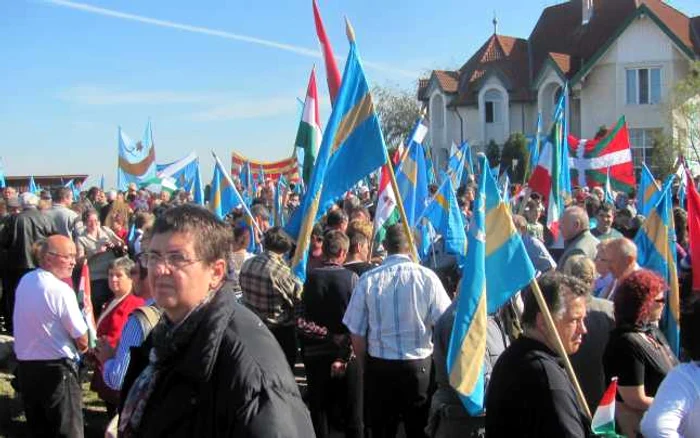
[{"xmin": 419, "ymin": 0, "xmax": 700, "ymax": 170}]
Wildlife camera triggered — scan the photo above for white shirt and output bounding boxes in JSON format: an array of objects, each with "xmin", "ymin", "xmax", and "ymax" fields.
[
  {"xmin": 343, "ymin": 254, "xmax": 451, "ymax": 360},
  {"xmin": 641, "ymin": 362, "xmax": 700, "ymax": 438},
  {"xmin": 13, "ymin": 269, "xmax": 88, "ymax": 361}
]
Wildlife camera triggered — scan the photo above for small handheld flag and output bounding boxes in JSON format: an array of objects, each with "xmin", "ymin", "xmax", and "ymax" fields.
[{"xmin": 591, "ymin": 378, "xmax": 623, "ymax": 437}]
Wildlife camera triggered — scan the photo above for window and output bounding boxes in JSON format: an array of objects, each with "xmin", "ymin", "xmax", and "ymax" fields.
[
  {"xmin": 626, "ymin": 68, "xmax": 661, "ymax": 105},
  {"xmin": 628, "ymin": 128, "xmax": 661, "ymax": 170},
  {"xmin": 484, "ymin": 89, "xmax": 503, "ymax": 124}
]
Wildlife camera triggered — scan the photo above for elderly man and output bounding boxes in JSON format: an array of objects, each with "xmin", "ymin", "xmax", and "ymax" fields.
[
  {"xmin": 513, "ymin": 214, "xmax": 556, "ymax": 274},
  {"xmin": 485, "ymin": 272, "xmax": 591, "ymax": 437},
  {"xmin": 118, "ymin": 205, "xmax": 313, "ymax": 437},
  {"xmin": 599, "ymin": 237, "xmax": 639, "ymax": 300},
  {"xmin": 343, "ymin": 224, "xmax": 451, "ymax": 437},
  {"xmin": 14, "ymin": 235, "xmax": 88, "ymax": 437},
  {"xmin": 591, "ymin": 202, "xmax": 623, "ymax": 241},
  {"xmin": 46, "ymin": 187, "xmax": 80, "ymax": 239},
  {"xmin": 557, "ymin": 206, "xmax": 599, "ymax": 270},
  {"xmin": 0, "ymin": 192, "xmax": 56, "ymax": 333},
  {"xmin": 239, "ymin": 226, "xmax": 303, "ymax": 369}
]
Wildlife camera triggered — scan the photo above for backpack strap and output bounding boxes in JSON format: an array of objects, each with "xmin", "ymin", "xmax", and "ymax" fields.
[{"xmin": 131, "ymin": 304, "xmax": 162, "ymax": 335}]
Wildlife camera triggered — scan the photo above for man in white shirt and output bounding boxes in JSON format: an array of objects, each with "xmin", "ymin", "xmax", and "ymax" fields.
[
  {"xmin": 14, "ymin": 234, "xmax": 88, "ymax": 438},
  {"xmin": 343, "ymin": 224, "xmax": 451, "ymax": 437}
]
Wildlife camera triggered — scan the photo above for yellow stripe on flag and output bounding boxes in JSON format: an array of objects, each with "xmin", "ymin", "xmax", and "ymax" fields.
[
  {"xmin": 485, "ymin": 203, "xmax": 516, "ymax": 257},
  {"xmin": 435, "ymin": 193, "xmax": 448, "ymax": 211},
  {"xmin": 332, "ymin": 94, "xmax": 374, "ymax": 154},
  {"xmin": 449, "ymin": 291, "xmax": 487, "ymax": 394}
]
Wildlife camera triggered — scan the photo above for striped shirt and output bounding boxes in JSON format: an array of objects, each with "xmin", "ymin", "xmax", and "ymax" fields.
[
  {"xmin": 343, "ymin": 254, "xmax": 451, "ymax": 360},
  {"xmin": 102, "ymin": 298, "xmax": 155, "ymax": 390}
]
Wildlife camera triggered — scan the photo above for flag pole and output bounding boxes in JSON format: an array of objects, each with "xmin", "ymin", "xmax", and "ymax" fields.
[
  {"xmin": 211, "ymin": 150, "xmax": 263, "ymax": 237},
  {"xmin": 529, "ymin": 278, "xmax": 592, "ymax": 419},
  {"xmin": 385, "ymin": 156, "xmax": 419, "ymax": 261}
]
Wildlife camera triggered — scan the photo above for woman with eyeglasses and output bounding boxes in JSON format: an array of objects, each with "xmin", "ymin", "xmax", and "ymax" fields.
[
  {"xmin": 603, "ymin": 269, "xmax": 679, "ymax": 437},
  {"xmin": 90, "ymin": 256, "xmax": 145, "ymax": 417}
]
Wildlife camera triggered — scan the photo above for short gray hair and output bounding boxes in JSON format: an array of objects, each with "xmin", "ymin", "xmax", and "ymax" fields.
[
  {"xmin": 20, "ymin": 192, "xmax": 39, "ymax": 208},
  {"xmin": 108, "ymin": 256, "xmax": 135, "ymax": 274},
  {"xmin": 521, "ymin": 272, "xmax": 590, "ymax": 328}
]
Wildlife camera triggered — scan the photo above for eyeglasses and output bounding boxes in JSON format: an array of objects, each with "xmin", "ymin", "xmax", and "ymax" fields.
[
  {"xmin": 48, "ymin": 252, "xmax": 77, "ymax": 262},
  {"xmin": 140, "ymin": 252, "xmax": 201, "ymax": 269}
]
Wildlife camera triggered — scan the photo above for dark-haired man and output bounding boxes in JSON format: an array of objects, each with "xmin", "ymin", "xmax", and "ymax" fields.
[
  {"xmin": 485, "ymin": 272, "xmax": 591, "ymax": 437},
  {"xmin": 592, "ymin": 202, "xmax": 623, "ymax": 241},
  {"xmin": 343, "ymin": 223, "xmax": 451, "ymax": 437},
  {"xmin": 303, "ymin": 230, "xmax": 362, "ymax": 438},
  {"xmin": 119, "ymin": 205, "xmax": 313, "ymax": 437},
  {"xmin": 240, "ymin": 226, "xmax": 303, "ymax": 368},
  {"xmin": 46, "ymin": 187, "xmax": 79, "ymax": 238}
]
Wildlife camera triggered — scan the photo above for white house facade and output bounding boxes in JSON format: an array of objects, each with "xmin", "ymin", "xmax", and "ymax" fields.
[{"xmin": 418, "ymin": 0, "xmax": 700, "ymax": 172}]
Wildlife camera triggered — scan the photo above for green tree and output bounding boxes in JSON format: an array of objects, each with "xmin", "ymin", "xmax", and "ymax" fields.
[
  {"xmin": 500, "ymin": 133, "xmax": 529, "ymax": 183},
  {"xmin": 667, "ymin": 61, "xmax": 700, "ymax": 165},
  {"xmin": 486, "ymin": 140, "xmax": 501, "ymax": 168},
  {"xmin": 651, "ymin": 132, "xmax": 683, "ymax": 180},
  {"xmin": 372, "ymin": 85, "xmax": 422, "ymax": 148}
]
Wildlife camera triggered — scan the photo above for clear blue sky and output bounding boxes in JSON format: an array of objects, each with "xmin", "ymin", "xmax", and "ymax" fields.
[{"xmin": 1, "ymin": 0, "xmax": 699, "ymax": 188}]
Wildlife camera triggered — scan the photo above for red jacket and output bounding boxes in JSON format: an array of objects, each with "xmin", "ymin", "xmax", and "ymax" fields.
[{"xmin": 97, "ymin": 293, "xmax": 145, "ymax": 348}]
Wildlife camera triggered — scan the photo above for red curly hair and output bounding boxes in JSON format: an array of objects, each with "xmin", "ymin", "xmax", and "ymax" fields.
[{"xmin": 614, "ymin": 269, "xmax": 667, "ymax": 326}]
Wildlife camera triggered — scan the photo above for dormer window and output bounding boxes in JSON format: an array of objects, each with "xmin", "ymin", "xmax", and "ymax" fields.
[{"xmin": 484, "ymin": 89, "xmax": 503, "ymax": 124}]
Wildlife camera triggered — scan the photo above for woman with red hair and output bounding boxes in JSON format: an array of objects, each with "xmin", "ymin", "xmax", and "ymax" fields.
[{"xmin": 603, "ymin": 269, "xmax": 679, "ymax": 437}]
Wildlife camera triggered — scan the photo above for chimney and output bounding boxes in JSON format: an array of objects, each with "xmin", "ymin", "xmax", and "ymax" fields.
[{"xmin": 582, "ymin": 0, "xmax": 594, "ymax": 25}]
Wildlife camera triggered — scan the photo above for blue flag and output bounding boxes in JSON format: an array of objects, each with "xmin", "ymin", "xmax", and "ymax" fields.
[
  {"xmin": 117, "ymin": 120, "xmax": 157, "ymax": 191},
  {"xmin": 157, "ymin": 152, "xmax": 204, "ymax": 204},
  {"xmin": 287, "ymin": 22, "xmax": 390, "ymax": 281},
  {"xmin": 638, "ymin": 163, "xmax": 661, "ymax": 216},
  {"xmin": 558, "ymin": 83, "xmax": 572, "ymax": 198},
  {"xmin": 209, "ymin": 154, "xmax": 246, "ymax": 220},
  {"xmin": 274, "ymin": 175, "xmax": 288, "ymax": 227},
  {"xmin": 29, "ymin": 175, "xmax": 38, "ymax": 194},
  {"xmin": 447, "ymin": 156, "xmax": 536, "ymax": 415},
  {"xmin": 604, "ymin": 167, "xmax": 615, "ymax": 205},
  {"xmin": 395, "ymin": 140, "xmax": 430, "ymax": 227},
  {"xmin": 419, "ymin": 177, "xmax": 467, "ymax": 258},
  {"xmin": 528, "ymin": 112, "xmax": 543, "ymax": 172},
  {"xmin": 634, "ymin": 180, "xmax": 681, "ymax": 355},
  {"xmin": 0, "ymin": 159, "xmax": 6, "ymax": 189}
]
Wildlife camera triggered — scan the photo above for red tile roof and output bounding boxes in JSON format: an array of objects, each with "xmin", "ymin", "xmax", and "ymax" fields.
[{"xmin": 419, "ymin": 0, "xmax": 699, "ymax": 105}]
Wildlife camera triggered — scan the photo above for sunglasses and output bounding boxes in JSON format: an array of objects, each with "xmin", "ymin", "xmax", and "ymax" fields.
[{"xmin": 654, "ymin": 298, "xmax": 666, "ymax": 304}]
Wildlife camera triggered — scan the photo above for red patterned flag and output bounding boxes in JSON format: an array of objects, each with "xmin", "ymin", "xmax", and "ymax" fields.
[
  {"xmin": 568, "ymin": 116, "xmax": 635, "ymax": 193},
  {"xmin": 231, "ymin": 152, "xmax": 300, "ymax": 183}
]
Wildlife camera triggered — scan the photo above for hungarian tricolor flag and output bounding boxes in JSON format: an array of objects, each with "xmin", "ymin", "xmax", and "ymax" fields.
[
  {"xmin": 591, "ymin": 378, "xmax": 623, "ymax": 437},
  {"xmin": 568, "ymin": 116, "xmax": 635, "ymax": 193},
  {"xmin": 312, "ymin": 0, "xmax": 342, "ymax": 105},
  {"xmin": 294, "ymin": 68, "xmax": 322, "ymax": 184},
  {"xmin": 77, "ymin": 261, "xmax": 97, "ymax": 348},
  {"xmin": 373, "ymin": 148, "xmax": 402, "ymax": 245}
]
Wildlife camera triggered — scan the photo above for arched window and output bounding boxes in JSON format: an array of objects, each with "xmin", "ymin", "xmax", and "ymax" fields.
[{"xmin": 484, "ymin": 89, "xmax": 503, "ymax": 124}]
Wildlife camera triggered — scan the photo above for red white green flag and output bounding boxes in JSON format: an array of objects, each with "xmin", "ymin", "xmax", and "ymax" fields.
[
  {"xmin": 569, "ymin": 116, "xmax": 635, "ymax": 193},
  {"xmin": 294, "ymin": 68, "xmax": 322, "ymax": 184},
  {"xmin": 373, "ymin": 148, "xmax": 402, "ymax": 245},
  {"xmin": 591, "ymin": 378, "xmax": 623, "ymax": 437}
]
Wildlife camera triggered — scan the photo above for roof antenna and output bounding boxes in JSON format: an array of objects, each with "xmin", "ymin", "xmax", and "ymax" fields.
[{"xmin": 492, "ymin": 11, "xmax": 498, "ymax": 35}]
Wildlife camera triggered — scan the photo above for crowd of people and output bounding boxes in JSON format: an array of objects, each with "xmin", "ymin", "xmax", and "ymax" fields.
[{"xmin": 0, "ymin": 172, "xmax": 698, "ymax": 438}]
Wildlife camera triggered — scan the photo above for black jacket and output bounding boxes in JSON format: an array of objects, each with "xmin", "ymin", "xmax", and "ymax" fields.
[
  {"xmin": 120, "ymin": 283, "xmax": 315, "ymax": 437},
  {"xmin": 0, "ymin": 208, "xmax": 55, "ymax": 270}
]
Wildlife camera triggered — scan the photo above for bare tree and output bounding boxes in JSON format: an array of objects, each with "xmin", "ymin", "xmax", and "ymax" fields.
[
  {"xmin": 668, "ymin": 61, "xmax": 700, "ymax": 164},
  {"xmin": 372, "ymin": 85, "xmax": 422, "ymax": 148}
]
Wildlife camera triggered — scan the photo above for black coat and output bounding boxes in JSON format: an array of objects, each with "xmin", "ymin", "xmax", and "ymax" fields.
[{"xmin": 120, "ymin": 282, "xmax": 315, "ymax": 437}]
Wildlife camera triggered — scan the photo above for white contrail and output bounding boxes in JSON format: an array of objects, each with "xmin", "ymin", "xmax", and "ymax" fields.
[{"xmin": 42, "ymin": 0, "xmax": 418, "ymax": 78}]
